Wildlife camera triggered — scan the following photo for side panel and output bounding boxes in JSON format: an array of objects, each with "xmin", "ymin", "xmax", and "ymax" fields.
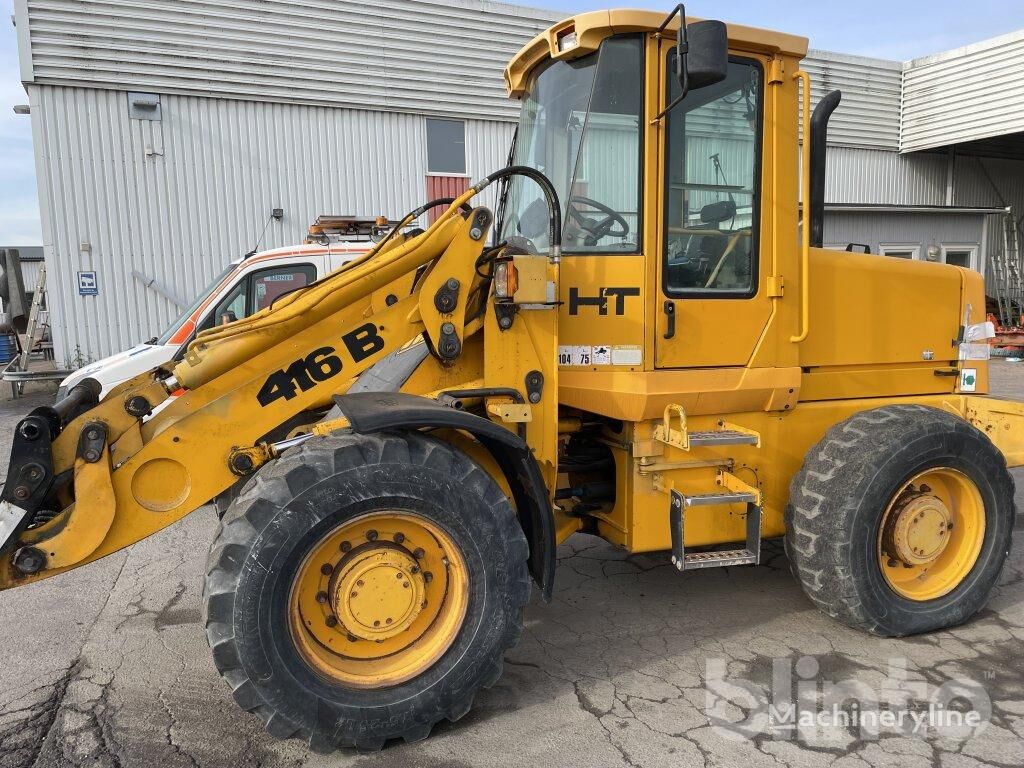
[{"xmin": 589, "ymin": 394, "xmax": 993, "ymax": 554}]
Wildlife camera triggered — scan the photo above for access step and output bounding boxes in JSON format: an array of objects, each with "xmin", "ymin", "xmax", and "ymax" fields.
[
  {"xmin": 680, "ymin": 548, "xmax": 758, "ymax": 569},
  {"xmin": 653, "ymin": 405, "xmax": 762, "ymax": 451},
  {"xmin": 686, "ymin": 429, "xmax": 760, "ymax": 447},
  {"xmin": 668, "ymin": 485, "xmax": 762, "ymax": 571}
]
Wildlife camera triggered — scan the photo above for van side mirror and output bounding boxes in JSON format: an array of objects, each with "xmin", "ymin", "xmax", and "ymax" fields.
[{"xmin": 681, "ymin": 20, "xmax": 728, "ymax": 94}]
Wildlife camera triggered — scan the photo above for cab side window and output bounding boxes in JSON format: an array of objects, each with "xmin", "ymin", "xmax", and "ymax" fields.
[
  {"xmin": 663, "ymin": 56, "xmax": 762, "ymax": 296},
  {"xmin": 250, "ymin": 265, "xmax": 317, "ymax": 312}
]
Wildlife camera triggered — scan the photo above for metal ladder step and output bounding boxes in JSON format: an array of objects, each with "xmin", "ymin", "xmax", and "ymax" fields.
[
  {"xmin": 682, "ymin": 549, "xmax": 758, "ymax": 569},
  {"xmin": 682, "ymin": 491, "xmax": 757, "ymax": 507},
  {"xmin": 669, "ymin": 487, "xmax": 762, "ymax": 572},
  {"xmin": 686, "ymin": 429, "xmax": 759, "ymax": 447}
]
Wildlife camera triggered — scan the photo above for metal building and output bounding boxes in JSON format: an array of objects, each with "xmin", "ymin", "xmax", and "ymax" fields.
[
  {"xmin": 11, "ymin": 1, "xmax": 1024, "ymax": 363},
  {"xmin": 12, "ymin": 0, "xmax": 561, "ymax": 364}
]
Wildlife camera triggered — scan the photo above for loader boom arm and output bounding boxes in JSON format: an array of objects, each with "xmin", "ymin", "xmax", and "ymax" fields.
[{"xmin": 0, "ymin": 183, "xmax": 561, "ymax": 590}]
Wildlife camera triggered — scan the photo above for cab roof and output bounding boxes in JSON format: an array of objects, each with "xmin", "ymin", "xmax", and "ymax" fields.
[{"xmin": 504, "ymin": 9, "xmax": 809, "ymax": 97}]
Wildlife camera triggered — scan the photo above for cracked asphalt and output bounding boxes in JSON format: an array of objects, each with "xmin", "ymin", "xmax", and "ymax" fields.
[{"xmin": 2, "ymin": 362, "xmax": 1023, "ymax": 767}]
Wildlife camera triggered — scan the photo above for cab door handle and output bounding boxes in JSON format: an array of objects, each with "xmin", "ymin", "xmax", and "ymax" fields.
[{"xmin": 663, "ymin": 300, "xmax": 676, "ymax": 340}]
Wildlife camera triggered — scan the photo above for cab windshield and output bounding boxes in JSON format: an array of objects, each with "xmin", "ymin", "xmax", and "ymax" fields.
[
  {"xmin": 500, "ymin": 35, "xmax": 643, "ymax": 254},
  {"xmin": 155, "ymin": 265, "xmax": 233, "ymax": 345}
]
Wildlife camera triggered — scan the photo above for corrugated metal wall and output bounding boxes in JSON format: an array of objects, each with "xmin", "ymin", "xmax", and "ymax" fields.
[
  {"xmin": 824, "ymin": 211, "xmax": 986, "ymax": 255},
  {"xmin": 20, "ymin": 0, "xmax": 561, "ymax": 120},
  {"xmin": 19, "ymin": 261, "xmax": 43, "ymax": 293},
  {"xmin": 29, "ymin": 84, "xmax": 515, "ymax": 363},
  {"xmin": 901, "ymin": 30, "xmax": 1024, "ymax": 153},
  {"xmin": 803, "ymin": 50, "xmax": 902, "ymax": 149}
]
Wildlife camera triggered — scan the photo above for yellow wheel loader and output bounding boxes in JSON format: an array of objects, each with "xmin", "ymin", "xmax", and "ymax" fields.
[{"xmin": 2, "ymin": 6, "xmax": 1023, "ymax": 752}]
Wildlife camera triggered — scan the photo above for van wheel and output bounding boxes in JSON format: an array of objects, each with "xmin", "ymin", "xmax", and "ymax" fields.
[
  {"xmin": 785, "ymin": 405, "xmax": 1015, "ymax": 636},
  {"xmin": 203, "ymin": 431, "xmax": 530, "ymax": 752}
]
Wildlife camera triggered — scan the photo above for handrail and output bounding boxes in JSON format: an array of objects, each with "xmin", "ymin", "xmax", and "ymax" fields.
[{"xmin": 790, "ymin": 70, "xmax": 812, "ymax": 343}]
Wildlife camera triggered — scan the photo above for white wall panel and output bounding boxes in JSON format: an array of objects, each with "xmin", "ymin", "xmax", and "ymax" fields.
[
  {"xmin": 29, "ymin": 84, "xmax": 516, "ymax": 363},
  {"xmin": 901, "ymin": 30, "xmax": 1024, "ymax": 152},
  {"xmin": 20, "ymin": 0, "xmax": 560, "ymax": 121},
  {"xmin": 826, "ymin": 147, "xmax": 947, "ymax": 206},
  {"xmin": 803, "ymin": 50, "xmax": 902, "ymax": 150}
]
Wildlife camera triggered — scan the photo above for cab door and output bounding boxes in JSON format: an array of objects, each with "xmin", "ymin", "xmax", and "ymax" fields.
[{"xmin": 654, "ymin": 47, "xmax": 773, "ymax": 368}]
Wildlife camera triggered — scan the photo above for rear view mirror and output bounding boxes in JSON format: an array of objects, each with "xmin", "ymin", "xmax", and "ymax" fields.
[
  {"xmin": 683, "ymin": 20, "xmax": 728, "ymax": 92},
  {"xmin": 656, "ymin": 6, "xmax": 730, "ymax": 120}
]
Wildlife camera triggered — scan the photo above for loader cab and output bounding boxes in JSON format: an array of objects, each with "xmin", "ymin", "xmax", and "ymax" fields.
[{"xmin": 501, "ymin": 11, "xmax": 807, "ymax": 377}]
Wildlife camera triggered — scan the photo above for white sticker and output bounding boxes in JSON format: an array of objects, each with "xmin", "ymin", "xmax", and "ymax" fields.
[
  {"xmin": 612, "ymin": 345, "xmax": 642, "ymax": 366},
  {"xmin": 960, "ymin": 368, "xmax": 978, "ymax": 392},
  {"xmin": 558, "ymin": 345, "xmax": 592, "ymax": 366},
  {"xmin": 592, "ymin": 345, "xmax": 612, "ymax": 365}
]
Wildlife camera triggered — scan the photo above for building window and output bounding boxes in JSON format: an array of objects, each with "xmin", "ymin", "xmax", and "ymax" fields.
[
  {"xmin": 426, "ymin": 118, "xmax": 466, "ymax": 175},
  {"xmin": 879, "ymin": 244, "xmax": 920, "ymax": 260},
  {"xmin": 941, "ymin": 244, "xmax": 978, "ymax": 270}
]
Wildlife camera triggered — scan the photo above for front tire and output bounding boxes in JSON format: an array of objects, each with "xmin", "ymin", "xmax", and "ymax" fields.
[
  {"xmin": 785, "ymin": 405, "xmax": 1016, "ymax": 637},
  {"xmin": 203, "ymin": 431, "xmax": 530, "ymax": 752}
]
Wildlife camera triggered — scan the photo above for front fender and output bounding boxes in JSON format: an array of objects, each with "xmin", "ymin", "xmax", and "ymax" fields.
[{"xmin": 332, "ymin": 391, "xmax": 556, "ymax": 599}]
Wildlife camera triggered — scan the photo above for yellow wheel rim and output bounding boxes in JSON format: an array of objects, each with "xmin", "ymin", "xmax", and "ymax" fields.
[
  {"xmin": 877, "ymin": 467, "xmax": 985, "ymax": 601},
  {"xmin": 288, "ymin": 512, "xmax": 469, "ymax": 689}
]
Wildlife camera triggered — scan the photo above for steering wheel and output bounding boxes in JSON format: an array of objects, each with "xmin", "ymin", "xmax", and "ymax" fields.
[{"xmin": 567, "ymin": 196, "xmax": 630, "ymax": 247}]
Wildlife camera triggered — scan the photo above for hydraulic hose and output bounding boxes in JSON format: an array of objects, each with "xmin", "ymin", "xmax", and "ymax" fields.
[
  {"xmin": 474, "ymin": 165, "xmax": 562, "ymax": 262},
  {"xmin": 175, "ymin": 169, "xmax": 560, "ymax": 388}
]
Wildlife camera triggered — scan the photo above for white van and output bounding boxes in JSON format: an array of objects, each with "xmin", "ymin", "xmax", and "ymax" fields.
[{"xmin": 57, "ymin": 241, "xmax": 372, "ymax": 399}]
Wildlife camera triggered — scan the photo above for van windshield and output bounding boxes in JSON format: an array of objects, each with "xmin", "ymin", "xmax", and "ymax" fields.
[{"xmin": 155, "ymin": 265, "xmax": 234, "ymax": 345}]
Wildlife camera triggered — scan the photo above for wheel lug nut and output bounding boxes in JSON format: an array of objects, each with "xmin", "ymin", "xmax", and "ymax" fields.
[
  {"xmin": 316, "ymin": 591, "xmax": 328, "ymax": 604},
  {"xmin": 920, "ymin": 484, "xmax": 931, "ymax": 493},
  {"xmin": 340, "ymin": 540, "xmax": 351, "ymax": 552},
  {"xmin": 403, "ymin": 582, "xmax": 410, "ymax": 589},
  {"xmin": 410, "ymin": 565, "xmax": 420, "ymax": 574},
  {"xmin": 357, "ymin": 579, "xmax": 364, "ymax": 587},
  {"xmin": 347, "ymin": 633, "xmax": 358, "ymax": 642},
  {"xmin": 325, "ymin": 615, "xmax": 338, "ymax": 627},
  {"xmin": 394, "ymin": 532, "xmax": 405, "ymax": 544},
  {"xmin": 366, "ymin": 530, "xmax": 378, "ymax": 541},
  {"xmin": 887, "ymin": 558, "xmax": 899, "ymax": 567},
  {"xmin": 351, "ymin": 591, "xmax": 358, "ymax": 598},
  {"xmin": 373, "ymin": 620, "xmax": 380, "ymax": 627},
  {"xmin": 386, "ymin": 618, "xmax": 393, "ymax": 624},
  {"xmin": 423, "ymin": 571, "xmax": 433, "ymax": 583},
  {"xmin": 413, "ymin": 548, "xmax": 425, "ymax": 559},
  {"xmin": 320, "ymin": 563, "xmax": 333, "ymax": 576},
  {"xmin": 396, "ymin": 573, "xmax": 403, "ymax": 579}
]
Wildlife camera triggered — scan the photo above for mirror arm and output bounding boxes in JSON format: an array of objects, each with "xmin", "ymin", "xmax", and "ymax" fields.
[{"xmin": 652, "ymin": 4, "xmax": 690, "ymax": 123}]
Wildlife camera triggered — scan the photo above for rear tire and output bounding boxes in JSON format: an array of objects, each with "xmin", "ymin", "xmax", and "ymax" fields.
[
  {"xmin": 785, "ymin": 405, "xmax": 1015, "ymax": 636},
  {"xmin": 202, "ymin": 431, "xmax": 530, "ymax": 752}
]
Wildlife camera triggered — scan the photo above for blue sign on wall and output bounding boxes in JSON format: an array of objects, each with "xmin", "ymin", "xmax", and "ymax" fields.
[{"xmin": 77, "ymin": 271, "xmax": 98, "ymax": 296}]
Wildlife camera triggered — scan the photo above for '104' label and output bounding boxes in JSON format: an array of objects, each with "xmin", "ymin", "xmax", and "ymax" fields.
[{"xmin": 558, "ymin": 345, "xmax": 640, "ymax": 367}]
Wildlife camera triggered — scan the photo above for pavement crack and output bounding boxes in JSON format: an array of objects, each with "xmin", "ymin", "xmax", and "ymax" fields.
[{"xmin": 0, "ymin": 660, "xmax": 80, "ymax": 768}]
